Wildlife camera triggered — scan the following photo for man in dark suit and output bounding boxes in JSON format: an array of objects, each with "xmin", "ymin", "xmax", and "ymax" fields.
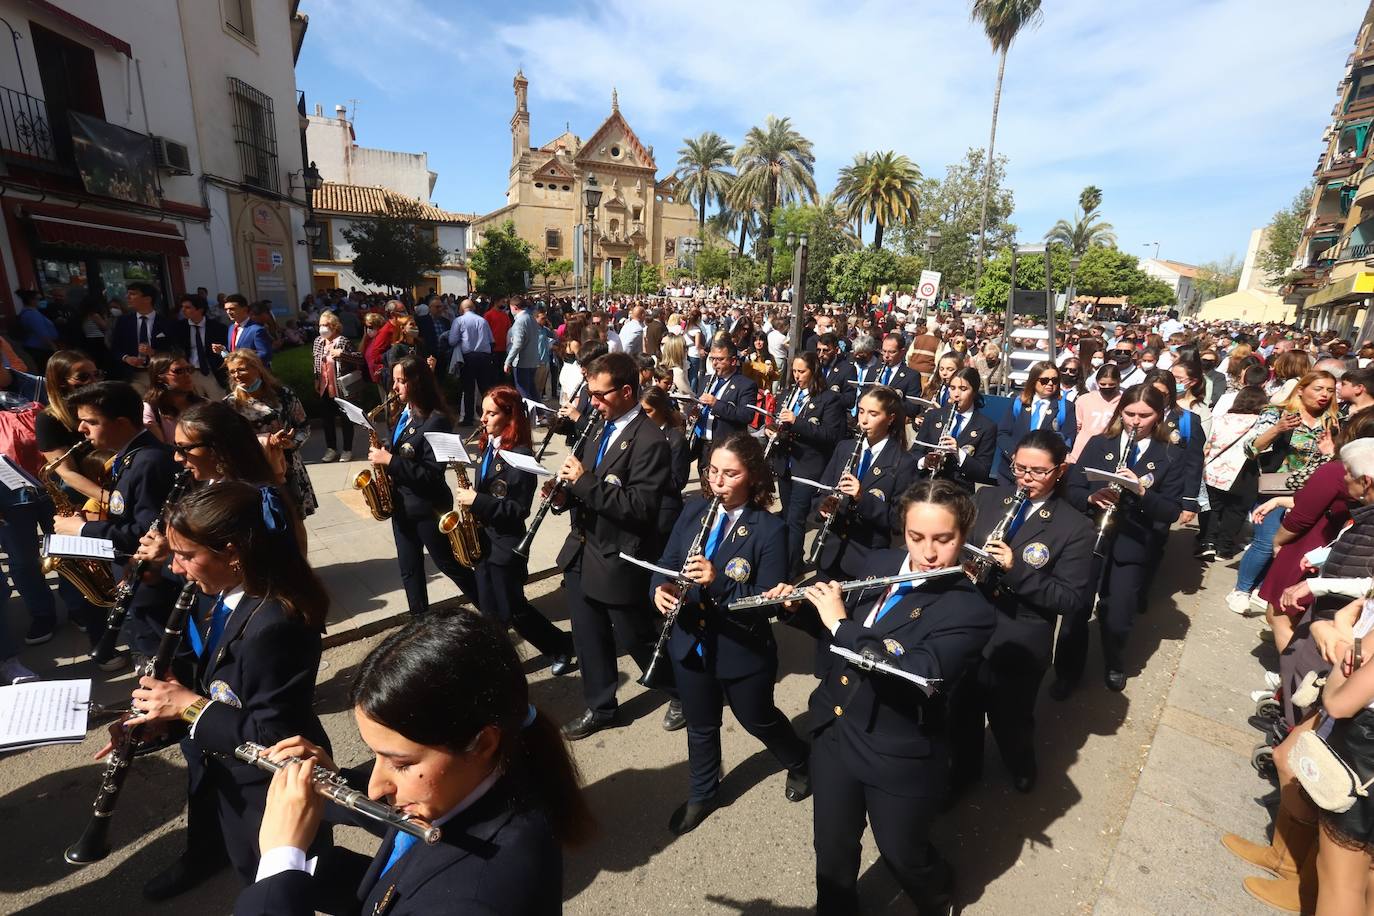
[
  {"xmin": 815, "ymin": 333, "xmax": 855, "ymax": 403},
  {"xmin": 554, "ymin": 352, "xmax": 676, "ymax": 740},
  {"xmin": 172, "ymin": 293, "xmax": 228, "ymax": 400},
  {"xmin": 691, "ymin": 343, "xmax": 758, "ymax": 475},
  {"xmin": 110, "ymin": 281, "xmax": 171, "ymax": 389}
]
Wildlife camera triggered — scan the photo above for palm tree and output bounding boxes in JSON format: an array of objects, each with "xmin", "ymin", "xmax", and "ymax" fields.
[
  {"xmin": 970, "ymin": 0, "xmax": 1044, "ymax": 289},
  {"xmin": 834, "ymin": 151, "xmax": 921, "ymax": 250},
  {"xmin": 707, "ymin": 200, "xmax": 760, "ymax": 255},
  {"xmin": 1045, "ymin": 184, "xmax": 1116, "ymax": 254},
  {"xmin": 730, "ymin": 115, "xmax": 818, "ymax": 287},
  {"xmin": 674, "ymin": 132, "xmax": 736, "ymax": 230}
]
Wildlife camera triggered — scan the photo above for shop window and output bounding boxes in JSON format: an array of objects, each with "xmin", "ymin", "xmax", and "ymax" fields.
[{"xmin": 229, "ymin": 77, "xmax": 278, "ymax": 193}]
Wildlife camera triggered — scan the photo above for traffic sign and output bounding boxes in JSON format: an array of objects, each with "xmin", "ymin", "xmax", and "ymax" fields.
[{"xmin": 917, "ymin": 270, "xmax": 941, "ymax": 301}]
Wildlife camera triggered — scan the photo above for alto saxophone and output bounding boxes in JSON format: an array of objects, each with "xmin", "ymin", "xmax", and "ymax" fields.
[
  {"xmin": 438, "ymin": 438, "xmax": 482, "ymax": 568},
  {"xmin": 1091, "ymin": 425, "xmax": 1138, "ymax": 559},
  {"xmin": 39, "ymin": 441, "xmax": 117, "ymax": 607},
  {"xmin": 353, "ymin": 394, "xmax": 398, "ymax": 521}
]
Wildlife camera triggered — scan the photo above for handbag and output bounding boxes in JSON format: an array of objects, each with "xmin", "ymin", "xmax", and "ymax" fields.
[
  {"xmin": 1289, "ymin": 728, "xmax": 1374, "ymax": 813},
  {"xmin": 1257, "ymin": 472, "xmax": 1296, "ymax": 496},
  {"xmin": 335, "ymin": 363, "xmax": 366, "ymax": 400}
]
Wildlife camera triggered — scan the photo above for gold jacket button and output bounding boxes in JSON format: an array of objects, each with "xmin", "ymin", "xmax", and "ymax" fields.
[
  {"xmin": 834, "ymin": 705, "xmax": 844, "ymax": 716},
  {"xmin": 840, "ymin": 675, "xmax": 850, "ymax": 686},
  {"xmin": 698, "ymin": 619, "xmax": 706, "ymax": 627}
]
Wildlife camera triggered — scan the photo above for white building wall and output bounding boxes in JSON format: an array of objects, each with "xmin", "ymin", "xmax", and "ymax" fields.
[{"xmin": 307, "ymin": 112, "xmax": 433, "ymax": 201}]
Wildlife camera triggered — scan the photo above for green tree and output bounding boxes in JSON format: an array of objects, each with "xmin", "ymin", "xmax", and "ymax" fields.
[
  {"xmin": 835, "ymin": 151, "xmax": 922, "ymax": 250},
  {"xmin": 730, "ymin": 115, "xmax": 818, "ymax": 288},
  {"xmin": 1259, "ymin": 187, "xmax": 1315, "ymax": 282},
  {"xmin": 1195, "ymin": 254, "xmax": 1242, "ymax": 303},
  {"xmin": 530, "ymin": 256, "xmax": 573, "ymax": 292},
  {"xmin": 772, "ymin": 197, "xmax": 860, "ymax": 305},
  {"xmin": 609, "ymin": 253, "xmax": 662, "ymax": 295},
  {"xmin": 1129, "ymin": 275, "xmax": 1179, "ymax": 311},
  {"xmin": 341, "ymin": 199, "xmax": 446, "ymax": 292},
  {"xmin": 1045, "ymin": 185, "xmax": 1117, "ymax": 254},
  {"xmin": 970, "ymin": 0, "xmax": 1044, "ymax": 288},
  {"xmin": 828, "ymin": 248, "xmax": 908, "ymax": 304},
  {"xmin": 675, "ymin": 132, "xmax": 736, "ymax": 230},
  {"xmin": 468, "ymin": 220, "xmax": 533, "ymax": 297}
]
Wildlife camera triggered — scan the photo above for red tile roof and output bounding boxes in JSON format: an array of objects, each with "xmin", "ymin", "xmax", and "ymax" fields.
[{"xmin": 311, "ymin": 182, "xmax": 470, "ymax": 223}]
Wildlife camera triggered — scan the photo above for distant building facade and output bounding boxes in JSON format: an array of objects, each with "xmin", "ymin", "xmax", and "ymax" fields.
[{"xmin": 1140, "ymin": 258, "xmax": 1199, "ymax": 313}]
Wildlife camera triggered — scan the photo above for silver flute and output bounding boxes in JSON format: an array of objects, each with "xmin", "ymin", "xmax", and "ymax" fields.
[
  {"xmin": 234, "ymin": 742, "xmax": 441, "ymax": 845},
  {"xmin": 726, "ymin": 564, "xmax": 965, "ymax": 611}
]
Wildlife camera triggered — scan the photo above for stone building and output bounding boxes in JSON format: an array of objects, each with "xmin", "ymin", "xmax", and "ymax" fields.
[{"xmin": 470, "ymin": 71, "xmax": 699, "ymax": 286}]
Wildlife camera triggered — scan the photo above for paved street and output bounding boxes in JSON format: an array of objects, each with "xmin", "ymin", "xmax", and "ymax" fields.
[{"xmin": 0, "ymin": 445, "xmax": 1288, "ymax": 914}]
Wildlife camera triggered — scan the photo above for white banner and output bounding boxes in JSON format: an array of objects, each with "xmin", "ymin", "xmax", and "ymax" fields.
[{"xmin": 917, "ymin": 270, "xmax": 942, "ymax": 302}]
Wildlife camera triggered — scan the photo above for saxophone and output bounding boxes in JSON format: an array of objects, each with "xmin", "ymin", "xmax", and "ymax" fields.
[
  {"xmin": 353, "ymin": 394, "xmax": 398, "ymax": 521},
  {"xmin": 1091, "ymin": 425, "xmax": 1138, "ymax": 559},
  {"xmin": 39, "ymin": 441, "xmax": 117, "ymax": 607},
  {"xmin": 438, "ymin": 435, "xmax": 482, "ymax": 567}
]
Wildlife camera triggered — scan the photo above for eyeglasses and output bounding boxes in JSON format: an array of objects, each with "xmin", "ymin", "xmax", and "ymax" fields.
[
  {"xmin": 67, "ymin": 370, "xmax": 101, "ymax": 384},
  {"xmin": 1036, "ymin": 376, "xmax": 1060, "ymax": 385},
  {"xmin": 172, "ymin": 440, "xmax": 211, "ymax": 457},
  {"xmin": 587, "ymin": 387, "xmax": 623, "ymax": 401},
  {"xmin": 1011, "ymin": 463, "xmax": 1058, "ymax": 479},
  {"xmin": 168, "ymin": 366, "xmax": 193, "ymax": 376}
]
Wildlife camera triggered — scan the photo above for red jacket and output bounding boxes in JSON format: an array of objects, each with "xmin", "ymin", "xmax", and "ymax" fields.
[{"xmin": 485, "ymin": 308, "xmax": 511, "ymax": 352}]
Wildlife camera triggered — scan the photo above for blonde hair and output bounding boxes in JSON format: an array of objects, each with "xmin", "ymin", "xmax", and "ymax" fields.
[
  {"xmin": 318, "ymin": 310, "xmax": 341, "ymax": 333},
  {"xmin": 224, "ymin": 349, "xmax": 283, "ymax": 407},
  {"xmin": 660, "ymin": 334, "xmax": 686, "ymax": 370},
  {"xmin": 1277, "ymin": 370, "xmax": 1340, "ymax": 431}
]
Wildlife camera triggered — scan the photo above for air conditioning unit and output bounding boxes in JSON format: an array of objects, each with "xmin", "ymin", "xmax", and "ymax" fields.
[{"xmin": 151, "ymin": 136, "xmax": 192, "ymax": 175}]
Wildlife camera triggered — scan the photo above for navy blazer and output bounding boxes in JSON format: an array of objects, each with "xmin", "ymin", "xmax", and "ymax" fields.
[
  {"xmin": 110, "ymin": 311, "xmax": 172, "ymax": 369},
  {"xmin": 654, "ymin": 425, "xmax": 689, "ymax": 557},
  {"xmin": 996, "ymin": 396, "xmax": 1078, "ymax": 483},
  {"xmin": 971, "ymin": 486, "xmax": 1096, "ymax": 669},
  {"xmin": 82, "ymin": 430, "xmax": 178, "ymax": 554},
  {"xmin": 385, "ymin": 409, "xmax": 456, "ymax": 518},
  {"xmin": 805, "ymin": 547, "xmax": 996, "ymax": 798},
  {"xmin": 652, "ymin": 498, "xmax": 789, "ymax": 680},
  {"xmin": 812, "ymin": 434, "xmax": 918, "ymax": 576},
  {"xmin": 856, "ymin": 362, "xmax": 922, "ymax": 404},
  {"xmin": 819, "ymin": 356, "xmax": 856, "ymax": 401},
  {"xmin": 1066, "ymin": 432, "xmax": 1185, "ymax": 563},
  {"xmin": 228, "ymin": 320, "xmax": 274, "ymax": 367},
  {"xmin": 698, "ymin": 370, "xmax": 758, "ymax": 443},
  {"xmin": 1163, "ymin": 406, "xmax": 1205, "ymax": 514},
  {"xmin": 171, "ymin": 317, "xmax": 229, "ymax": 379},
  {"xmin": 557, "ymin": 410, "xmax": 672, "ymax": 605},
  {"xmin": 773, "ymin": 387, "xmax": 846, "ymax": 481},
  {"xmin": 913, "ymin": 404, "xmax": 997, "ymax": 491},
  {"xmin": 469, "ymin": 441, "xmax": 536, "ymax": 567},
  {"xmin": 232, "ymin": 776, "xmax": 561, "ymax": 916}
]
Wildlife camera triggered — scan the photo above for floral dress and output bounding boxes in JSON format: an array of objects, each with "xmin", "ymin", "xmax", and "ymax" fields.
[{"xmin": 225, "ymin": 384, "xmax": 318, "ymax": 517}]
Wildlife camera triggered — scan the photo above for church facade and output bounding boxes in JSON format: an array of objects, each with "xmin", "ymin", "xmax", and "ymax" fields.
[{"xmin": 470, "ymin": 71, "xmax": 700, "ymax": 285}]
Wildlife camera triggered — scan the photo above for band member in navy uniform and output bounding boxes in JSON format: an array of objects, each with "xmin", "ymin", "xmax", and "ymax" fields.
[
  {"xmin": 951, "ymin": 430, "xmax": 1094, "ymax": 796},
  {"xmin": 770, "ymin": 352, "xmax": 845, "ymax": 578},
  {"xmin": 767, "ymin": 479, "xmax": 996, "ymax": 915},
  {"xmin": 1061, "ymin": 386, "xmax": 1184, "ymax": 692},
  {"xmin": 116, "ymin": 481, "xmax": 330, "ymax": 900},
  {"xmin": 1143, "ymin": 367, "xmax": 1205, "ymax": 522},
  {"xmin": 996, "ymin": 361, "xmax": 1077, "ymax": 484},
  {"xmin": 57, "ymin": 381, "xmax": 180, "ymax": 658},
  {"xmin": 454, "ymin": 384, "xmax": 575, "ymax": 675},
  {"xmin": 913, "ymin": 366, "xmax": 996, "ymax": 492},
  {"xmin": 857, "ymin": 333, "xmax": 923, "ymax": 403},
  {"xmin": 815, "ymin": 333, "xmax": 856, "ymax": 403},
  {"xmin": 369, "ymin": 356, "xmax": 476, "ymax": 617},
  {"xmin": 640, "ymin": 385, "xmax": 689, "ymax": 559},
  {"xmin": 552, "ymin": 352, "xmax": 678, "ymax": 740},
  {"xmin": 812, "ymin": 385, "xmax": 917, "ymax": 582},
  {"xmin": 690, "ymin": 342, "xmax": 758, "ymax": 475},
  {"xmin": 651, "ymin": 432, "xmax": 810, "ymax": 835},
  {"xmin": 234, "ymin": 610, "xmax": 592, "ymax": 916}
]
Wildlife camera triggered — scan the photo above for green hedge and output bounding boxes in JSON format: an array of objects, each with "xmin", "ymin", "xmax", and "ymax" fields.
[{"xmin": 271, "ymin": 342, "xmax": 380, "ymax": 419}]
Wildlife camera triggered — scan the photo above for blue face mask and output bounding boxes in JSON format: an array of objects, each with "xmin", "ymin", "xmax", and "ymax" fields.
[
  {"xmin": 242, "ymin": 377, "xmax": 264, "ymax": 393},
  {"xmin": 1175, "ymin": 382, "xmax": 1187, "ymax": 394}
]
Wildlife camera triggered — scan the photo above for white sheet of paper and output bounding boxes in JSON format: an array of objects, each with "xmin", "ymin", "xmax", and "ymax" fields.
[
  {"xmin": 905, "ymin": 395, "xmax": 939, "ymax": 410},
  {"xmin": 42, "ymin": 535, "xmax": 115, "ymax": 561},
  {"xmin": 0, "ymin": 456, "xmax": 33, "ymax": 491},
  {"xmin": 909, "ymin": 440, "xmax": 955, "ymax": 452},
  {"xmin": 1085, "ymin": 467, "xmax": 1145, "ymax": 496},
  {"xmin": 829, "ymin": 645, "xmax": 935, "ymax": 689},
  {"xmin": 498, "ymin": 449, "xmax": 552, "ymax": 477},
  {"xmin": 791, "ymin": 475, "xmax": 835, "ymax": 492},
  {"xmin": 523, "ymin": 398, "xmax": 555, "ymax": 414},
  {"xmin": 745, "ymin": 404, "xmax": 774, "ymax": 417},
  {"xmin": 0, "ymin": 678, "xmax": 91, "ymax": 752},
  {"xmin": 617, "ymin": 552, "xmax": 680, "ymax": 579},
  {"xmin": 334, "ymin": 398, "xmax": 371, "ymax": 430},
  {"xmin": 424, "ymin": 432, "xmax": 472, "ymax": 464}
]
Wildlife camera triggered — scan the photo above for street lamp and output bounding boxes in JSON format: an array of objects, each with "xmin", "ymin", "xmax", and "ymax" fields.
[
  {"xmin": 784, "ymin": 233, "xmax": 809, "ymax": 387},
  {"xmin": 1143, "ymin": 241, "xmax": 1160, "ymax": 261},
  {"xmin": 301, "ymin": 215, "xmax": 323, "ymax": 251},
  {"xmin": 584, "ymin": 176, "xmax": 602, "ymax": 305},
  {"xmin": 290, "ymin": 160, "xmax": 323, "ymax": 193},
  {"xmin": 1067, "ymin": 253, "xmax": 1082, "ymax": 319},
  {"xmin": 924, "ymin": 228, "xmax": 941, "ymax": 254}
]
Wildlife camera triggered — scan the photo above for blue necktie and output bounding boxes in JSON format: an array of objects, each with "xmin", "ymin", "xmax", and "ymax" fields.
[
  {"xmin": 594, "ymin": 421, "xmax": 616, "ymax": 466},
  {"xmin": 790, "ymin": 389, "xmax": 805, "ymax": 415},
  {"xmin": 880, "ymin": 366, "xmax": 893, "ymax": 386},
  {"xmin": 857, "ymin": 446, "xmax": 873, "ymax": 480},
  {"xmin": 391, "ymin": 408, "xmax": 410, "ymax": 446},
  {"xmin": 381, "ymin": 831, "xmax": 418, "ymax": 875},
  {"xmin": 874, "ymin": 583, "xmax": 915, "ymax": 623},
  {"xmin": 1127, "ymin": 439, "xmax": 1140, "ymax": 470},
  {"xmin": 1031, "ymin": 400, "xmax": 1042, "ymax": 430},
  {"xmin": 480, "ymin": 443, "xmax": 494, "ymax": 480},
  {"xmin": 703, "ymin": 510, "xmax": 729, "ymax": 558},
  {"xmin": 940, "ymin": 386, "xmax": 949, "ymax": 407},
  {"xmin": 194, "ymin": 596, "xmax": 231, "ymax": 658},
  {"xmin": 695, "ymin": 377, "xmax": 726, "ymax": 435},
  {"xmin": 1004, "ymin": 499, "xmax": 1032, "ymax": 541},
  {"xmin": 950, "ymin": 413, "xmax": 964, "ymax": 439}
]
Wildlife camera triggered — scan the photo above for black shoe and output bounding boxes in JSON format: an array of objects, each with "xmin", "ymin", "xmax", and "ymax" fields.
[
  {"xmin": 662, "ymin": 699, "xmax": 687, "ymax": 732},
  {"xmin": 561, "ymin": 709, "xmax": 615, "ymax": 741},
  {"xmin": 142, "ymin": 855, "xmax": 222, "ymax": 902},
  {"xmin": 24, "ymin": 620, "xmax": 55, "ymax": 646},
  {"xmin": 549, "ymin": 654, "xmax": 577, "ymax": 677},
  {"xmin": 1048, "ymin": 678, "xmax": 1076, "ymax": 702},
  {"xmin": 785, "ymin": 761, "xmax": 811, "ymax": 802},
  {"xmin": 1012, "ymin": 768, "xmax": 1037, "ymax": 794},
  {"xmin": 668, "ymin": 797, "xmax": 718, "ymax": 835},
  {"xmin": 1105, "ymin": 669, "xmax": 1127, "ymax": 692},
  {"xmin": 1194, "ymin": 543, "xmax": 1217, "ymax": 561}
]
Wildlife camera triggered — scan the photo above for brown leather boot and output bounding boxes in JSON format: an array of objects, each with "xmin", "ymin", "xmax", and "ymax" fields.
[
  {"xmin": 1223, "ymin": 802, "xmax": 1318, "ymax": 879},
  {"xmin": 1242, "ymin": 840, "xmax": 1318, "ymax": 914}
]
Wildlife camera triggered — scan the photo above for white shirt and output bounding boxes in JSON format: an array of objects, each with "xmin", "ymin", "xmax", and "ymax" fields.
[
  {"xmin": 187, "ymin": 586, "xmax": 247, "ymax": 737},
  {"xmin": 858, "ymin": 554, "xmax": 922, "ymax": 628},
  {"xmin": 1119, "ymin": 430, "xmax": 1146, "ymax": 465},
  {"xmin": 702, "ymin": 372, "xmax": 737, "ymax": 441},
  {"xmin": 855, "ymin": 434, "xmax": 889, "ymax": 473},
  {"xmin": 704, "ymin": 503, "xmax": 745, "ymax": 551},
  {"xmin": 597, "ymin": 404, "xmax": 642, "ymax": 456},
  {"xmin": 186, "ymin": 319, "xmax": 207, "ymax": 369}
]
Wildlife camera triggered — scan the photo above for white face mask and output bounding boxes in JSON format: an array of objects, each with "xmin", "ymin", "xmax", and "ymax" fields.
[
  {"xmin": 1091, "ymin": 355, "xmax": 1104, "ymax": 367},
  {"xmin": 1139, "ymin": 361, "xmax": 1156, "ymax": 371}
]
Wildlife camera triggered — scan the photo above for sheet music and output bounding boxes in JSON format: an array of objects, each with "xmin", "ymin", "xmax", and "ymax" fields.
[
  {"xmin": 498, "ymin": 449, "xmax": 552, "ymax": 477},
  {"xmin": 617, "ymin": 552, "xmax": 681, "ymax": 579},
  {"xmin": 0, "ymin": 455, "xmax": 33, "ymax": 491},
  {"xmin": 334, "ymin": 398, "xmax": 372, "ymax": 430},
  {"xmin": 1085, "ymin": 467, "xmax": 1145, "ymax": 495},
  {"xmin": 424, "ymin": 432, "xmax": 473, "ymax": 464},
  {"xmin": 42, "ymin": 535, "xmax": 115, "ymax": 561},
  {"xmin": 0, "ymin": 679, "xmax": 91, "ymax": 752},
  {"xmin": 904, "ymin": 395, "xmax": 939, "ymax": 410},
  {"xmin": 523, "ymin": 398, "xmax": 555, "ymax": 414},
  {"xmin": 745, "ymin": 404, "xmax": 775, "ymax": 418},
  {"xmin": 791, "ymin": 475, "xmax": 835, "ymax": 492}
]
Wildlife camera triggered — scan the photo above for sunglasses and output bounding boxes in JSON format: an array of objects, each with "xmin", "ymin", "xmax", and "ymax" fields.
[
  {"xmin": 172, "ymin": 440, "xmax": 211, "ymax": 457},
  {"xmin": 168, "ymin": 366, "xmax": 193, "ymax": 376},
  {"xmin": 1036, "ymin": 376, "xmax": 1060, "ymax": 385}
]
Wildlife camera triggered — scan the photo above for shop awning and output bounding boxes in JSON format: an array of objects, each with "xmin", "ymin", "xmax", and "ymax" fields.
[
  {"xmin": 21, "ymin": 202, "xmax": 187, "ymax": 258},
  {"xmin": 1304, "ymin": 271, "xmax": 1374, "ymax": 309}
]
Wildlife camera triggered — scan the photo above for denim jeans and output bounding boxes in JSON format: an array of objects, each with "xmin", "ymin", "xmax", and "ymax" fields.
[
  {"xmin": 1236, "ymin": 505, "xmax": 1286, "ymax": 593},
  {"xmin": 0, "ymin": 499, "xmax": 57, "ymax": 630},
  {"xmin": 512, "ymin": 366, "xmax": 537, "ymax": 402},
  {"xmin": 688, "ymin": 357, "xmax": 703, "ymax": 393}
]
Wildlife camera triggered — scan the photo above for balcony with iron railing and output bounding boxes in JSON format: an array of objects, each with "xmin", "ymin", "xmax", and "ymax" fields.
[
  {"xmin": 1343, "ymin": 93, "xmax": 1374, "ymax": 122},
  {"xmin": 0, "ymin": 85, "xmax": 60, "ymax": 167},
  {"xmin": 1317, "ymin": 151, "xmax": 1363, "ymax": 182}
]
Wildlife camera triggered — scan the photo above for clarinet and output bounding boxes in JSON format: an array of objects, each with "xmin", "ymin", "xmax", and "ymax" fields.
[
  {"xmin": 921, "ymin": 405, "xmax": 960, "ymax": 478},
  {"xmin": 66, "ymin": 581, "xmax": 199, "ymax": 865},
  {"xmin": 638, "ymin": 494, "xmax": 722, "ymax": 690},
  {"xmin": 805, "ymin": 426, "xmax": 866, "ymax": 566},
  {"xmin": 761, "ymin": 385, "xmax": 796, "ymax": 464},
  {"xmin": 536, "ymin": 379, "xmax": 586, "ymax": 462},
  {"xmin": 91, "ymin": 469, "xmax": 196, "ymax": 664},
  {"xmin": 234, "ymin": 743, "xmax": 440, "ymax": 845},
  {"xmin": 514, "ymin": 413, "xmax": 604, "ymax": 558},
  {"xmin": 970, "ymin": 487, "xmax": 1030, "ymax": 582}
]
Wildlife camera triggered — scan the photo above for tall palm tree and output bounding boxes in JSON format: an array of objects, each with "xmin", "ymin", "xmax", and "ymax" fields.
[
  {"xmin": 730, "ymin": 115, "xmax": 818, "ymax": 287},
  {"xmin": 970, "ymin": 0, "xmax": 1044, "ymax": 289},
  {"xmin": 834, "ymin": 153, "xmax": 871, "ymax": 245},
  {"xmin": 674, "ymin": 132, "xmax": 736, "ymax": 230},
  {"xmin": 707, "ymin": 199, "xmax": 760, "ymax": 255},
  {"xmin": 1045, "ymin": 184, "xmax": 1116, "ymax": 254},
  {"xmin": 835, "ymin": 150, "xmax": 921, "ymax": 250}
]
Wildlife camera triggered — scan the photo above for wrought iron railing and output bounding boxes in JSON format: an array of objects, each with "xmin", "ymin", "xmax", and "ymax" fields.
[{"xmin": 0, "ymin": 85, "xmax": 56, "ymax": 162}]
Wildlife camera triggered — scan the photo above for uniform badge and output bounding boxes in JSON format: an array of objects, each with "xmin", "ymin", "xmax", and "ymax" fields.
[
  {"xmin": 208, "ymin": 680, "xmax": 243, "ymax": 708},
  {"xmin": 872, "ymin": 467, "xmax": 882, "ymax": 476},
  {"xmin": 809, "ymin": 417, "xmax": 820, "ymax": 425},
  {"xmin": 493, "ymin": 462, "xmax": 503, "ymax": 474},
  {"xmin": 735, "ymin": 525, "xmax": 748, "ymax": 538},
  {"xmin": 969, "ymin": 430, "xmax": 979, "ymax": 438},
  {"xmin": 724, "ymin": 557, "xmax": 751, "ymax": 582},
  {"xmin": 1022, "ymin": 542, "xmax": 1050, "ymax": 568},
  {"xmin": 400, "ymin": 443, "xmax": 415, "ymax": 457},
  {"xmin": 909, "ymin": 606, "xmax": 922, "ymax": 620},
  {"xmin": 1145, "ymin": 461, "xmax": 1155, "ymax": 470},
  {"xmin": 620, "ymin": 441, "xmax": 628, "ymax": 450},
  {"xmin": 109, "ymin": 491, "xmax": 125, "ymax": 516},
  {"xmin": 490, "ymin": 479, "xmax": 508, "ymax": 498},
  {"xmin": 1139, "ymin": 473, "xmax": 1155, "ymax": 490},
  {"xmin": 883, "ymin": 638, "xmax": 905, "ymax": 657},
  {"xmin": 961, "ymin": 445, "xmax": 974, "ymax": 456},
  {"xmin": 1038, "ymin": 509, "xmax": 1051, "ymax": 518},
  {"xmin": 1169, "ymin": 430, "xmax": 1181, "ymax": 444},
  {"xmin": 605, "ymin": 474, "xmax": 622, "ymax": 487},
  {"xmin": 873, "ymin": 490, "xmax": 885, "ymax": 501}
]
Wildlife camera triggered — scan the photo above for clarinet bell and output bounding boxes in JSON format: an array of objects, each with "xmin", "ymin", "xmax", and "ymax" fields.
[{"xmin": 636, "ymin": 649, "xmax": 676, "ymax": 691}]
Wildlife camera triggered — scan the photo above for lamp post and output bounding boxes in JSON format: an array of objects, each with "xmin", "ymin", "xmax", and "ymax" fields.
[
  {"xmin": 921, "ymin": 229, "xmax": 942, "ymax": 319},
  {"xmin": 584, "ymin": 176, "xmax": 602, "ymax": 306},
  {"xmin": 1143, "ymin": 241, "xmax": 1160, "ymax": 261},
  {"xmin": 784, "ymin": 232, "xmax": 809, "ymax": 387},
  {"xmin": 302, "ymin": 216, "xmax": 323, "ymax": 251},
  {"xmin": 1067, "ymin": 253, "xmax": 1082, "ymax": 321}
]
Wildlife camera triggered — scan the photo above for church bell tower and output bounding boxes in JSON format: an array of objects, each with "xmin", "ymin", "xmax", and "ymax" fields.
[{"xmin": 511, "ymin": 69, "xmax": 530, "ymax": 169}]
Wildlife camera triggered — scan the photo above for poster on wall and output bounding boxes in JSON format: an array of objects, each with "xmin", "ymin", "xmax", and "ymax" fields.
[
  {"xmin": 254, "ymin": 244, "xmax": 289, "ymax": 314},
  {"xmin": 68, "ymin": 112, "xmax": 159, "ymax": 207}
]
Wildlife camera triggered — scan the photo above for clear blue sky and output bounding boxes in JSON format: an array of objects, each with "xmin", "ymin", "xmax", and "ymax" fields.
[{"xmin": 296, "ymin": 0, "xmax": 1364, "ymax": 268}]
